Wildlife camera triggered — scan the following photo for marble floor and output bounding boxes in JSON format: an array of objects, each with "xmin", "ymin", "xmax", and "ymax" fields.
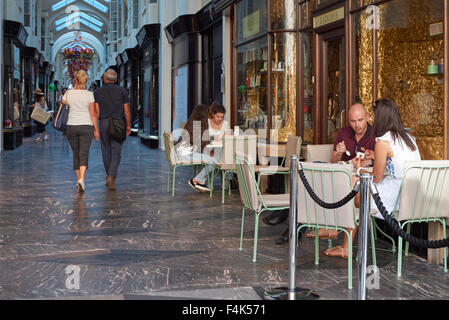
[{"xmin": 1, "ymin": 128, "xmax": 448, "ymax": 300}]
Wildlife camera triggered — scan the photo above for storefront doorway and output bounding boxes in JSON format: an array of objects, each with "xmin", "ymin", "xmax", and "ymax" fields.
[{"xmin": 317, "ymin": 28, "xmax": 346, "ymax": 144}]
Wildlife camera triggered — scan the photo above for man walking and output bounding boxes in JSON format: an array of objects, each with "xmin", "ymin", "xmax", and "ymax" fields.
[{"xmin": 94, "ymin": 69, "xmax": 131, "ymax": 190}]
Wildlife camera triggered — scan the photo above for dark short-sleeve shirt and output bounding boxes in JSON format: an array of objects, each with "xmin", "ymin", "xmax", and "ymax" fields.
[
  {"xmin": 333, "ymin": 124, "xmax": 376, "ymax": 161},
  {"xmin": 94, "ymin": 83, "xmax": 129, "ymax": 119}
]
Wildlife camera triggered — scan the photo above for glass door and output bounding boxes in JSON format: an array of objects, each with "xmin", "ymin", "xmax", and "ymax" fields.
[{"xmin": 322, "ymin": 31, "xmax": 345, "ymax": 144}]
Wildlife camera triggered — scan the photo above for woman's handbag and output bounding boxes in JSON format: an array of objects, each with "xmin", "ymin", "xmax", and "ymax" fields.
[
  {"xmin": 53, "ymin": 102, "xmax": 69, "ymax": 132},
  {"xmin": 52, "ymin": 92, "xmax": 69, "ymax": 132},
  {"xmin": 109, "ymin": 117, "xmax": 127, "ymax": 142}
]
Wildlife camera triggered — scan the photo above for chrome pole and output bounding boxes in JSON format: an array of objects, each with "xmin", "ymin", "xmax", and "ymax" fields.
[
  {"xmin": 263, "ymin": 157, "xmax": 318, "ymax": 300},
  {"xmin": 358, "ymin": 173, "xmax": 373, "ymax": 300},
  {"xmin": 288, "ymin": 155, "xmax": 298, "ymax": 300}
]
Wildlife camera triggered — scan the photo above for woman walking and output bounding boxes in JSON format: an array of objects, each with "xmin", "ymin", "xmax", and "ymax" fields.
[
  {"xmin": 32, "ymin": 88, "xmax": 49, "ymax": 141},
  {"xmin": 62, "ymin": 70, "xmax": 100, "ymax": 192}
]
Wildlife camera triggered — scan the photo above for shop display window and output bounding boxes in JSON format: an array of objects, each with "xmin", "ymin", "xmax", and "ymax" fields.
[
  {"xmin": 236, "ymin": 0, "xmax": 267, "ymax": 43},
  {"xmin": 353, "ymin": 0, "xmax": 445, "ymax": 159},
  {"xmin": 271, "ymin": 32, "xmax": 297, "ymax": 142},
  {"xmin": 271, "ymin": 0, "xmax": 296, "ymax": 30},
  {"xmin": 236, "ymin": 37, "xmax": 268, "ymax": 132},
  {"xmin": 302, "ymin": 32, "xmax": 314, "ymax": 144}
]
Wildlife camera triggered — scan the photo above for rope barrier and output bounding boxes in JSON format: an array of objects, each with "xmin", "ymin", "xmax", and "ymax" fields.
[
  {"xmin": 296, "ymin": 160, "xmax": 449, "ymax": 249},
  {"xmin": 371, "ymin": 193, "xmax": 449, "ymax": 249},
  {"xmin": 297, "ymin": 161, "xmax": 359, "ymax": 209}
]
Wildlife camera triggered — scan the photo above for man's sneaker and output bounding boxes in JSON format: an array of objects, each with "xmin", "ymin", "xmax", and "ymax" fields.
[
  {"xmin": 35, "ymin": 137, "xmax": 42, "ymax": 141},
  {"xmin": 43, "ymin": 135, "xmax": 48, "ymax": 141},
  {"xmin": 188, "ymin": 179, "xmax": 200, "ymax": 192},
  {"xmin": 194, "ymin": 182, "xmax": 210, "ymax": 193}
]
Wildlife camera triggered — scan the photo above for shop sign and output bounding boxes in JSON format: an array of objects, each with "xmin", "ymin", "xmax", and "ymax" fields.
[
  {"xmin": 313, "ymin": 7, "xmax": 344, "ymax": 29},
  {"xmin": 430, "ymin": 22, "xmax": 443, "ymax": 36},
  {"xmin": 243, "ymin": 10, "xmax": 260, "ymax": 39}
]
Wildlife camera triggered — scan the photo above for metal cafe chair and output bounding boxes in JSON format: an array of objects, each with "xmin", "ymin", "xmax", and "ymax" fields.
[
  {"xmin": 388, "ymin": 160, "xmax": 449, "ymax": 277},
  {"xmin": 296, "ymin": 161, "xmax": 377, "ymax": 290},
  {"xmin": 235, "ymin": 148, "xmax": 289, "ymax": 263},
  {"xmin": 255, "ymin": 135, "xmax": 302, "ymax": 193},
  {"xmin": 162, "ymin": 132, "xmax": 208, "ymax": 197},
  {"xmin": 209, "ymin": 134, "xmax": 238, "ymax": 203}
]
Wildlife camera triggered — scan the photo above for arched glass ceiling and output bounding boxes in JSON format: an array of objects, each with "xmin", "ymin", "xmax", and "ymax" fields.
[
  {"xmin": 55, "ymin": 12, "xmax": 104, "ymax": 29},
  {"xmin": 56, "ymin": 16, "xmax": 102, "ymax": 32},
  {"xmin": 52, "ymin": 0, "xmax": 110, "ymax": 13}
]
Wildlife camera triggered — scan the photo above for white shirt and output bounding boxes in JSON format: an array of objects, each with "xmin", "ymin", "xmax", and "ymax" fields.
[
  {"xmin": 208, "ymin": 119, "xmax": 229, "ymax": 139},
  {"xmin": 371, "ymin": 131, "xmax": 421, "ymax": 217},
  {"xmin": 66, "ymin": 89, "xmax": 95, "ymax": 126}
]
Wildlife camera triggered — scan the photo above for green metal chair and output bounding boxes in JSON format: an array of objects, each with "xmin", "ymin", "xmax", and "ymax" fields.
[
  {"xmin": 235, "ymin": 144, "xmax": 290, "ymax": 263},
  {"xmin": 388, "ymin": 160, "xmax": 449, "ymax": 277},
  {"xmin": 162, "ymin": 132, "xmax": 209, "ymax": 197},
  {"xmin": 209, "ymin": 134, "xmax": 237, "ymax": 203},
  {"xmin": 255, "ymin": 135, "xmax": 302, "ymax": 192},
  {"xmin": 296, "ymin": 161, "xmax": 377, "ymax": 290}
]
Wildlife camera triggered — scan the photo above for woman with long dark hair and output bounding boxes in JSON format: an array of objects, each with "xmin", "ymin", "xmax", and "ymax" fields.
[
  {"xmin": 324, "ymin": 98, "xmax": 421, "ymax": 258},
  {"xmin": 175, "ymin": 104, "xmax": 216, "ymax": 192}
]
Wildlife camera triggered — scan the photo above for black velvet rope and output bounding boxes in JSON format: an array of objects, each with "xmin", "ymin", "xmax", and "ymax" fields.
[
  {"xmin": 372, "ymin": 193, "xmax": 449, "ymax": 249},
  {"xmin": 297, "ymin": 167, "xmax": 358, "ymax": 209}
]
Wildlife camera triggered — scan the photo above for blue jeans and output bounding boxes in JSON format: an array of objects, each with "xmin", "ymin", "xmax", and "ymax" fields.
[{"xmin": 177, "ymin": 152, "xmax": 216, "ymax": 185}]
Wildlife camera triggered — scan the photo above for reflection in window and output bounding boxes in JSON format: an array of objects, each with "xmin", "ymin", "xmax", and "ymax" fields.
[
  {"xmin": 271, "ymin": 0, "xmax": 296, "ymax": 30},
  {"xmin": 302, "ymin": 32, "xmax": 313, "ymax": 144},
  {"xmin": 236, "ymin": 0, "xmax": 267, "ymax": 44},
  {"xmin": 236, "ymin": 37, "xmax": 268, "ymax": 132},
  {"xmin": 271, "ymin": 32, "xmax": 297, "ymax": 142}
]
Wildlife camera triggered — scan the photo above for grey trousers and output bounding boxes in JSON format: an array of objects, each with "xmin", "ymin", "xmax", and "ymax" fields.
[
  {"xmin": 99, "ymin": 119, "xmax": 124, "ymax": 179},
  {"xmin": 66, "ymin": 125, "xmax": 94, "ymax": 170}
]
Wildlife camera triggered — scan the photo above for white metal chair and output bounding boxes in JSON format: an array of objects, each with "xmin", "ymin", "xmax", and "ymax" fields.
[
  {"xmin": 163, "ymin": 132, "xmax": 208, "ymax": 197},
  {"xmin": 305, "ymin": 144, "xmax": 334, "ymax": 163},
  {"xmin": 235, "ymin": 143, "xmax": 289, "ymax": 263},
  {"xmin": 388, "ymin": 160, "xmax": 449, "ymax": 277},
  {"xmin": 296, "ymin": 161, "xmax": 377, "ymax": 289},
  {"xmin": 255, "ymin": 135, "xmax": 302, "ymax": 192}
]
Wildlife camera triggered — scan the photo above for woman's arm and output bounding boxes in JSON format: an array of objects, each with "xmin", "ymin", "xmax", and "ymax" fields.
[
  {"xmin": 372, "ymin": 140, "xmax": 390, "ymax": 184},
  {"xmin": 89, "ymin": 102, "xmax": 100, "ymax": 141}
]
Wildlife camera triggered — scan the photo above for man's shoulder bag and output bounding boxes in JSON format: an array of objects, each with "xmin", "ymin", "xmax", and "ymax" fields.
[
  {"xmin": 102, "ymin": 91, "xmax": 126, "ymax": 143},
  {"xmin": 109, "ymin": 117, "xmax": 126, "ymax": 143}
]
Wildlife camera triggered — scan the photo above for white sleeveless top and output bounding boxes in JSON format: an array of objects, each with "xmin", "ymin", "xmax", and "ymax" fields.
[
  {"xmin": 66, "ymin": 90, "xmax": 95, "ymax": 126},
  {"xmin": 371, "ymin": 131, "xmax": 421, "ymax": 218}
]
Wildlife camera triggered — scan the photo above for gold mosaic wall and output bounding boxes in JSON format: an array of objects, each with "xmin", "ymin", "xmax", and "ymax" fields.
[
  {"xmin": 357, "ymin": 13, "xmax": 374, "ymax": 116},
  {"xmin": 376, "ymin": 0, "xmax": 444, "ymax": 159}
]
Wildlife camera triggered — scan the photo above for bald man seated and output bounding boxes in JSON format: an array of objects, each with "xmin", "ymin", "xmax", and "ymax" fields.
[
  {"xmin": 330, "ymin": 103, "xmax": 375, "ymax": 167},
  {"xmin": 307, "ymin": 103, "xmax": 375, "ymax": 241}
]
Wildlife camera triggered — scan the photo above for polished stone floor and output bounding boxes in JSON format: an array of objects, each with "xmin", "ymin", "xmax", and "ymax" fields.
[{"xmin": 1, "ymin": 128, "xmax": 448, "ymax": 300}]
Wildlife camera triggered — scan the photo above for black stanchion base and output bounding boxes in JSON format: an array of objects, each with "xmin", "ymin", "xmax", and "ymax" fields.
[{"xmin": 264, "ymin": 287, "xmax": 319, "ymax": 300}]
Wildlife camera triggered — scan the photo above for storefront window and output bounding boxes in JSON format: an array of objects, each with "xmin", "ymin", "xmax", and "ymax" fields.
[
  {"xmin": 353, "ymin": 9, "xmax": 373, "ymax": 113},
  {"xmin": 236, "ymin": 0, "xmax": 267, "ymax": 43},
  {"xmin": 302, "ymin": 32, "xmax": 314, "ymax": 144},
  {"xmin": 271, "ymin": 32, "xmax": 297, "ymax": 142},
  {"xmin": 236, "ymin": 37, "xmax": 268, "ymax": 132},
  {"xmin": 351, "ymin": 0, "xmax": 376, "ymax": 10},
  {"xmin": 271, "ymin": 0, "xmax": 296, "ymax": 30},
  {"xmin": 376, "ymin": 0, "xmax": 444, "ymax": 160}
]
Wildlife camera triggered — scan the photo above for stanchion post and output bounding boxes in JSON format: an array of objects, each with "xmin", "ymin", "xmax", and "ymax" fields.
[
  {"xmin": 288, "ymin": 155, "xmax": 298, "ymax": 300},
  {"xmin": 263, "ymin": 157, "xmax": 318, "ymax": 300},
  {"xmin": 358, "ymin": 173, "xmax": 373, "ymax": 300}
]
